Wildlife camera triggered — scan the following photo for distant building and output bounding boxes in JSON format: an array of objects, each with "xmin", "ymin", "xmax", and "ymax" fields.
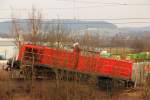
[
  {"xmin": 0, "ymin": 38, "xmax": 18, "ymax": 60},
  {"xmin": 79, "ymin": 28, "xmax": 118, "ymax": 36}
]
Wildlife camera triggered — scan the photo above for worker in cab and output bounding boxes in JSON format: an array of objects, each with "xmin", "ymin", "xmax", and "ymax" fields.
[
  {"xmin": 73, "ymin": 42, "xmax": 81, "ymax": 69},
  {"xmin": 73, "ymin": 42, "xmax": 81, "ymax": 53}
]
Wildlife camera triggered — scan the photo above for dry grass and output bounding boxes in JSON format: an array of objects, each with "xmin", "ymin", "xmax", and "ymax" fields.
[
  {"xmin": 141, "ymin": 74, "xmax": 150, "ymax": 100},
  {"xmin": 0, "ymin": 69, "xmax": 145, "ymax": 100}
]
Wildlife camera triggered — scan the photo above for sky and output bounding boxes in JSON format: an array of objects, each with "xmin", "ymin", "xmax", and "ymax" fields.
[{"xmin": 1, "ymin": 0, "xmax": 150, "ymax": 27}]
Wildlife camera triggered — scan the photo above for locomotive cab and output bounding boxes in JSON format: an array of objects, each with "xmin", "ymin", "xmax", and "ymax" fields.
[{"xmin": 6, "ymin": 57, "xmax": 20, "ymax": 70}]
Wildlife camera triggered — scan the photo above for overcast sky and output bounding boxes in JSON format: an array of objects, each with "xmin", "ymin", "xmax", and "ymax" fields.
[{"xmin": 1, "ymin": 0, "xmax": 150, "ymax": 27}]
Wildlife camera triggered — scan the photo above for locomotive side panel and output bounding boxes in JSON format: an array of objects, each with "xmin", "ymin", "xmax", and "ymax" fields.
[
  {"xmin": 17, "ymin": 44, "xmax": 133, "ymax": 81},
  {"xmin": 110, "ymin": 60, "xmax": 132, "ymax": 80},
  {"xmin": 96, "ymin": 57, "xmax": 113, "ymax": 77},
  {"xmin": 77, "ymin": 55, "xmax": 97, "ymax": 73},
  {"xmin": 95, "ymin": 57, "xmax": 132, "ymax": 80},
  {"xmin": 17, "ymin": 45, "xmax": 26, "ymax": 61}
]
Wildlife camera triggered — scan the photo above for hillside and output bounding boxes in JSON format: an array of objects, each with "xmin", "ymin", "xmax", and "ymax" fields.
[
  {"xmin": 0, "ymin": 19, "xmax": 150, "ymax": 37},
  {"xmin": 0, "ymin": 19, "xmax": 117, "ymax": 34}
]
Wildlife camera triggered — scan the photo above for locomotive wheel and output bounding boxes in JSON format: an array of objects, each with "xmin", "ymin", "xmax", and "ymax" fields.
[
  {"xmin": 20, "ymin": 65, "xmax": 33, "ymax": 79},
  {"xmin": 98, "ymin": 77, "xmax": 113, "ymax": 96},
  {"xmin": 125, "ymin": 81, "xmax": 135, "ymax": 88},
  {"xmin": 87, "ymin": 75, "xmax": 98, "ymax": 87}
]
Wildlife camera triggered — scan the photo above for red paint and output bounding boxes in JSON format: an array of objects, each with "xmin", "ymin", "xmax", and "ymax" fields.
[{"xmin": 18, "ymin": 44, "xmax": 133, "ymax": 80}]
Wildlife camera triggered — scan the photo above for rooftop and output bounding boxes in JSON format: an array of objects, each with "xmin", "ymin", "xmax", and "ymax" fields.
[{"xmin": 0, "ymin": 38, "xmax": 16, "ymax": 46}]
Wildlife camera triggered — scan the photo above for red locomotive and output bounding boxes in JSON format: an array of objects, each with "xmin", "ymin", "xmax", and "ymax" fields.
[{"xmin": 7, "ymin": 44, "xmax": 134, "ymax": 87}]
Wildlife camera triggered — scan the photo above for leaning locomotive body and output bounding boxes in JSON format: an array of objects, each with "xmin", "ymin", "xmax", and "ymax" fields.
[{"xmin": 13, "ymin": 44, "xmax": 133, "ymax": 82}]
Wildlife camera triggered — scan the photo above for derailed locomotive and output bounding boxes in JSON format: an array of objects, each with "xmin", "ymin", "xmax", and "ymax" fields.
[{"xmin": 7, "ymin": 44, "xmax": 135, "ymax": 87}]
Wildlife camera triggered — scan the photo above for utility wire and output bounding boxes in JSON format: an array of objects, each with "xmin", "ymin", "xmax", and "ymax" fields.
[
  {"xmin": 57, "ymin": 0, "xmax": 150, "ymax": 6},
  {"xmin": 1, "ymin": 18, "xmax": 150, "ymax": 20},
  {"xmin": 0, "ymin": 2, "xmax": 150, "ymax": 11},
  {"xmin": 1, "ymin": 21, "xmax": 150, "ymax": 25}
]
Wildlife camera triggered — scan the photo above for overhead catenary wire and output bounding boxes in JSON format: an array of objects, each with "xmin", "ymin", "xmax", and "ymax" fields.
[
  {"xmin": 0, "ymin": 1, "xmax": 149, "ymax": 28},
  {"xmin": 1, "ymin": 20, "xmax": 150, "ymax": 25},
  {"xmin": 0, "ymin": 2, "xmax": 150, "ymax": 12},
  {"xmin": 57, "ymin": 0, "xmax": 150, "ymax": 6},
  {"xmin": 1, "ymin": 17, "xmax": 150, "ymax": 20},
  {"xmin": 1, "ymin": 17, "xmax": 150, "ymax": 25},
  {"xmin": 0, "ymin": 4, "xmax": 149, "ymax": 25}
]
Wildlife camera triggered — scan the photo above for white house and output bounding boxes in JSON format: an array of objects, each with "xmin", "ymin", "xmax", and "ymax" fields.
[{"xmin": 0, "ymin": 38, "xmax": 18, "ymax": 60}]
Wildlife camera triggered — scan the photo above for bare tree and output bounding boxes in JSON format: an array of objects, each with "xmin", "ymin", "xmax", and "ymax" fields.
[
  {"xmin": 11, "ymin": 17, "xmax": 23, "ymax": 49},
  {"xmin": 27, "ymin": 7, "xmax": 43, "ymax": 44}
]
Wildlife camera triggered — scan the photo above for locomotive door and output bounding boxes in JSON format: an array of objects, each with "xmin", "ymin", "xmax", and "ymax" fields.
[{"xmin": 23, "ymin": 47, "xmax": 43, "ymax": 64}]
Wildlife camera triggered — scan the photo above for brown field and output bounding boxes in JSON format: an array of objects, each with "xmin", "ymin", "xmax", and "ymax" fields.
[{"xmin": 0, "ymin": 69, "xmax": 146, "ymax": 100}]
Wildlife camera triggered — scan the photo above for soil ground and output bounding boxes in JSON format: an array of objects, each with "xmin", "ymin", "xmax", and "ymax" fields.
[{"xmin": 0, "ymin": 69, "xmax": 145, "ymax": 100}]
